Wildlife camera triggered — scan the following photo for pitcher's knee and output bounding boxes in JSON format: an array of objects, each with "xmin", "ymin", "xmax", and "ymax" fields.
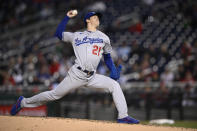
[
  {"xmin": 49, "ymin": 90, "xmax": 63, "ymax": 100},
  {"xmin": 109, "ymin": 80, "xmax": 121, "ymax": 92},
  {"xmin": 113, "ymin": 81, "xmax": 120, "ymax": 88}
]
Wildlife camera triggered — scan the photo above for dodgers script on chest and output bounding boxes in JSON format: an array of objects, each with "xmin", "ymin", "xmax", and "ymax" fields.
[{"xmin": 74, "ymin": 36, "xmax": 103, "ymax": 46}]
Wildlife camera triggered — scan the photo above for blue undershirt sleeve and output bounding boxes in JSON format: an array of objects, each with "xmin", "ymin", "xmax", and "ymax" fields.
[
  {"xmin": 54, "ymin": 16, "xmax": 70, "ymax": 40},
  {"xmin": 103, "ymin": 53, "xmax": 116, "ymax": 71},
  {"xmin": 104, "ymin": 53, "xmax": 122, "ymax": 80}
]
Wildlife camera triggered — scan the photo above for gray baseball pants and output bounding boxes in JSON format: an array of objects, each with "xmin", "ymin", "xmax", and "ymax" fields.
[{"xmin": 21, "ymin": 65, "xmax": 128, "ymax": 119}]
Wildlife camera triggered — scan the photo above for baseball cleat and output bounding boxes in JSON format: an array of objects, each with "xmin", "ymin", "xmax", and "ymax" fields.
[
  {"xmin": 117, "ymin": 116, "xmax": 140, "ymax": 124},
  {"xmin": 10, "ymin": 96, "xmax": 24, "ymax": 115}
]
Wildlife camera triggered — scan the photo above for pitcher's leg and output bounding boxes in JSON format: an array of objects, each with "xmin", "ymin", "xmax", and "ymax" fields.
[
  {"xmin": 22, "ymin": 74, "xmax": 83, "ymax": 108},
  {"xmin": 87, "ymin": 74, "xmax": 128, "ymax": 119},
  {"xmin": 22, "ymin": 91, "xmax": 58, "ymax": 107}
]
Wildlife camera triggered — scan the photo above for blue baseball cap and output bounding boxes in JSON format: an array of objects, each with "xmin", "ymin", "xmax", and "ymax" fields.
[{"xmin": 84, "ymin": 12, "xmax": 102, "ymax": 24}]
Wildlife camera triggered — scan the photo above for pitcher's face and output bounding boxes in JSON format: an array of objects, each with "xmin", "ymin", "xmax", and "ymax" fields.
[{"xmin": 88, "ymin": 15, "xmax": 100, "ymax": 28}]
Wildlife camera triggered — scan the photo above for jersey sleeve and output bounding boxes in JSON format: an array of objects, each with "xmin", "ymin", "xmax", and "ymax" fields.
[
  {"xmin": 103, "ymin": 36, "xmax": 112, "ymax": 54},
  {"xmin": 62, "ymin": 32, "xmax": 74, "ymax": 43}
]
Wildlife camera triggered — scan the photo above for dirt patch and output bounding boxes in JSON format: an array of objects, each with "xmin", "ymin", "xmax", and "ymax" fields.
[{"xmin": 0, "ymin": 116, "xmax": 195, "ymax": 131}]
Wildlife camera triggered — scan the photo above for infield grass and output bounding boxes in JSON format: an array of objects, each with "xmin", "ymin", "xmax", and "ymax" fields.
[{"xmin": 141, "ymin": 121, "xmax": 197, "ymax": 129}]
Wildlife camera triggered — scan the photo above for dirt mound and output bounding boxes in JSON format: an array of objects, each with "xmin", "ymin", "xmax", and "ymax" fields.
[{"xmin": 0, "ymin": 116, "xmax": 194, "ymax": 131}]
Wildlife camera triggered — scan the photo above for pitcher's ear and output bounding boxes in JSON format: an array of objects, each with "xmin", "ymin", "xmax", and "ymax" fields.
[{"xmin": 86, "ymin": 19, "xmax": 90, "ymax": 23}]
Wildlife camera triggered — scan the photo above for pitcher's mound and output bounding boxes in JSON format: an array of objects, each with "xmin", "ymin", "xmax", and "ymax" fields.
[{"xmin": 0, "ymin": 116, "xmax": 194, "ymax": 131}]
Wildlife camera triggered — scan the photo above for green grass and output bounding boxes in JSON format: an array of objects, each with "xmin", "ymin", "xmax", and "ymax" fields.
[{"xmin": 141, "ymin": 121, "xmax": 197, "ymax": 129}]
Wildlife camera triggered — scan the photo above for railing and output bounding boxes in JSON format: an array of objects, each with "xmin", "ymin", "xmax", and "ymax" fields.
[
  {"xmin": 0, "ymin": 81, "xmax": 196, "ymax": 93},
  {"xmin": 123, "ymin": 81, "xmax": 197, "ymax": 89}
]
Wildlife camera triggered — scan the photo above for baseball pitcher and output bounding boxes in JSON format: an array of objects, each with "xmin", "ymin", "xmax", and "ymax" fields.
[{"xmin": 10, "ymin": 10, "xmax": 139, "ymax": 124}]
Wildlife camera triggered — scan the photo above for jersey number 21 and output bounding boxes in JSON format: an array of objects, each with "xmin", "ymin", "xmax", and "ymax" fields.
[{"xmin": 92, "ymin": 45, "xmax": 102, "ymax": 56}]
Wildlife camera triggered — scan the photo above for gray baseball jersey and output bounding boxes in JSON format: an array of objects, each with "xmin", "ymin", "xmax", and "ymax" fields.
[{"xmin": 62, "ymin": 30, "xmax": 112, "ymax": 71}]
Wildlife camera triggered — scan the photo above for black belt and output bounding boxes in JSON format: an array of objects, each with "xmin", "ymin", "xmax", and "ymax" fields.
[{"xmin": 77, "ymin": 66, "xmax": 94, "ymax": 76}]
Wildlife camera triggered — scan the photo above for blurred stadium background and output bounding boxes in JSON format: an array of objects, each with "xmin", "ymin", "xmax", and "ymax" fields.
[{"xmin": 0, "ymin": 0, "xmax": 197, "ymax": 122}]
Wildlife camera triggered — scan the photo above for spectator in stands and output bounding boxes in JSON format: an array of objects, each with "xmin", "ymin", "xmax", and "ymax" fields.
[
  {"xmin": 2, "ymin": 68, "xmax": 16, "ymax": 87},
  {"xmin": 160, "ymin": 67, "xmax": 174, "ymax": 88},
  {"xmin": 117, "ymin": 41, "xmax": 131, "ymax": 62},
  {"xmin": 140, "ymin": 61, "xmax": 151, "ymax": 81},
  {"xmin": 182, "ymin": 83, "xmax": 197, "ymax": 107},
  {"xmin": 181, "ymin": 41, "xmax": 192, "ymax": 58},
  {"xmin": 49, "ymin": 56, "xmax": 60, "ymax": 75},
  {"xmin": 126, "ymin": 63, "xmax": 140, "ymax": 79},
  {"xmin": 192, "ymin": 41, "xmax": 197, "ymax": 57},
  {"xmin": 183, "ymin": 58, "xmax": 193, "ymax": 73},
  {"xmin": 128, "ymin": 22, "xmax": 143, "ymax": 34},
  {"xmin": 58, "ymin": 57, "xmax": 72, "ymax": 77},
  {"xmin": 181, "ymin": 71, "xmax": 195, "ymax": 85},
  {"xmin": 129, "ymin": 40, "xmax": 144, "ymax": 58},
  {"xmin": 37, "ymin": 64, "xmax": 50, "ymax": 84},
  {"xmin": 159, "ymin": 44, "xmax": 170, "ymax": 60},
  {"xmin": 148, "ymin": 44, "xmax": 157, "ymax": 59},
  {"xmin": 175, "ymin": 65, "xmax": 185, "ymax": 81},
  {"xmin": 193, "ymin": 59, "xmax": 197, "ymax": 80},
  {"xmin": 39, "ymin": 4, "xmax": 53, "ymax": 19},
  {"xmin": 154, "ymin": 82, "xmax": 169, "ymax": 108},
  {"xmin": 12, "ymin": 55, "xmax": 24, "ymax": 85},
  {"xmin": 150, "ymin": 72, "xmax": 160, "ymax": 81}
]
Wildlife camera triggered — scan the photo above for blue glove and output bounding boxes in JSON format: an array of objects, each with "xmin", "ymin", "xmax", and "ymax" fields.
[{"xmin": 110, "ymin": 65, "xmax": 122, "ymax": 80}]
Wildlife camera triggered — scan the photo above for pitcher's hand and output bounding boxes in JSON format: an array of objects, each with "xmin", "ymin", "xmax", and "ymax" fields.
[{"xmin": 67, "ymin": 10, "xmax": 78, "ymax": 18}]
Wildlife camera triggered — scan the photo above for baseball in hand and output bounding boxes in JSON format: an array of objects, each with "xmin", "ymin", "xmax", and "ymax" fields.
[
  {"xmin": 67, "ymin": 10, "xmax": 78, "ymax": 18},
  {"xmin": 72, "ymin": 10, "xmax": 78, "ymax": 15}
]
